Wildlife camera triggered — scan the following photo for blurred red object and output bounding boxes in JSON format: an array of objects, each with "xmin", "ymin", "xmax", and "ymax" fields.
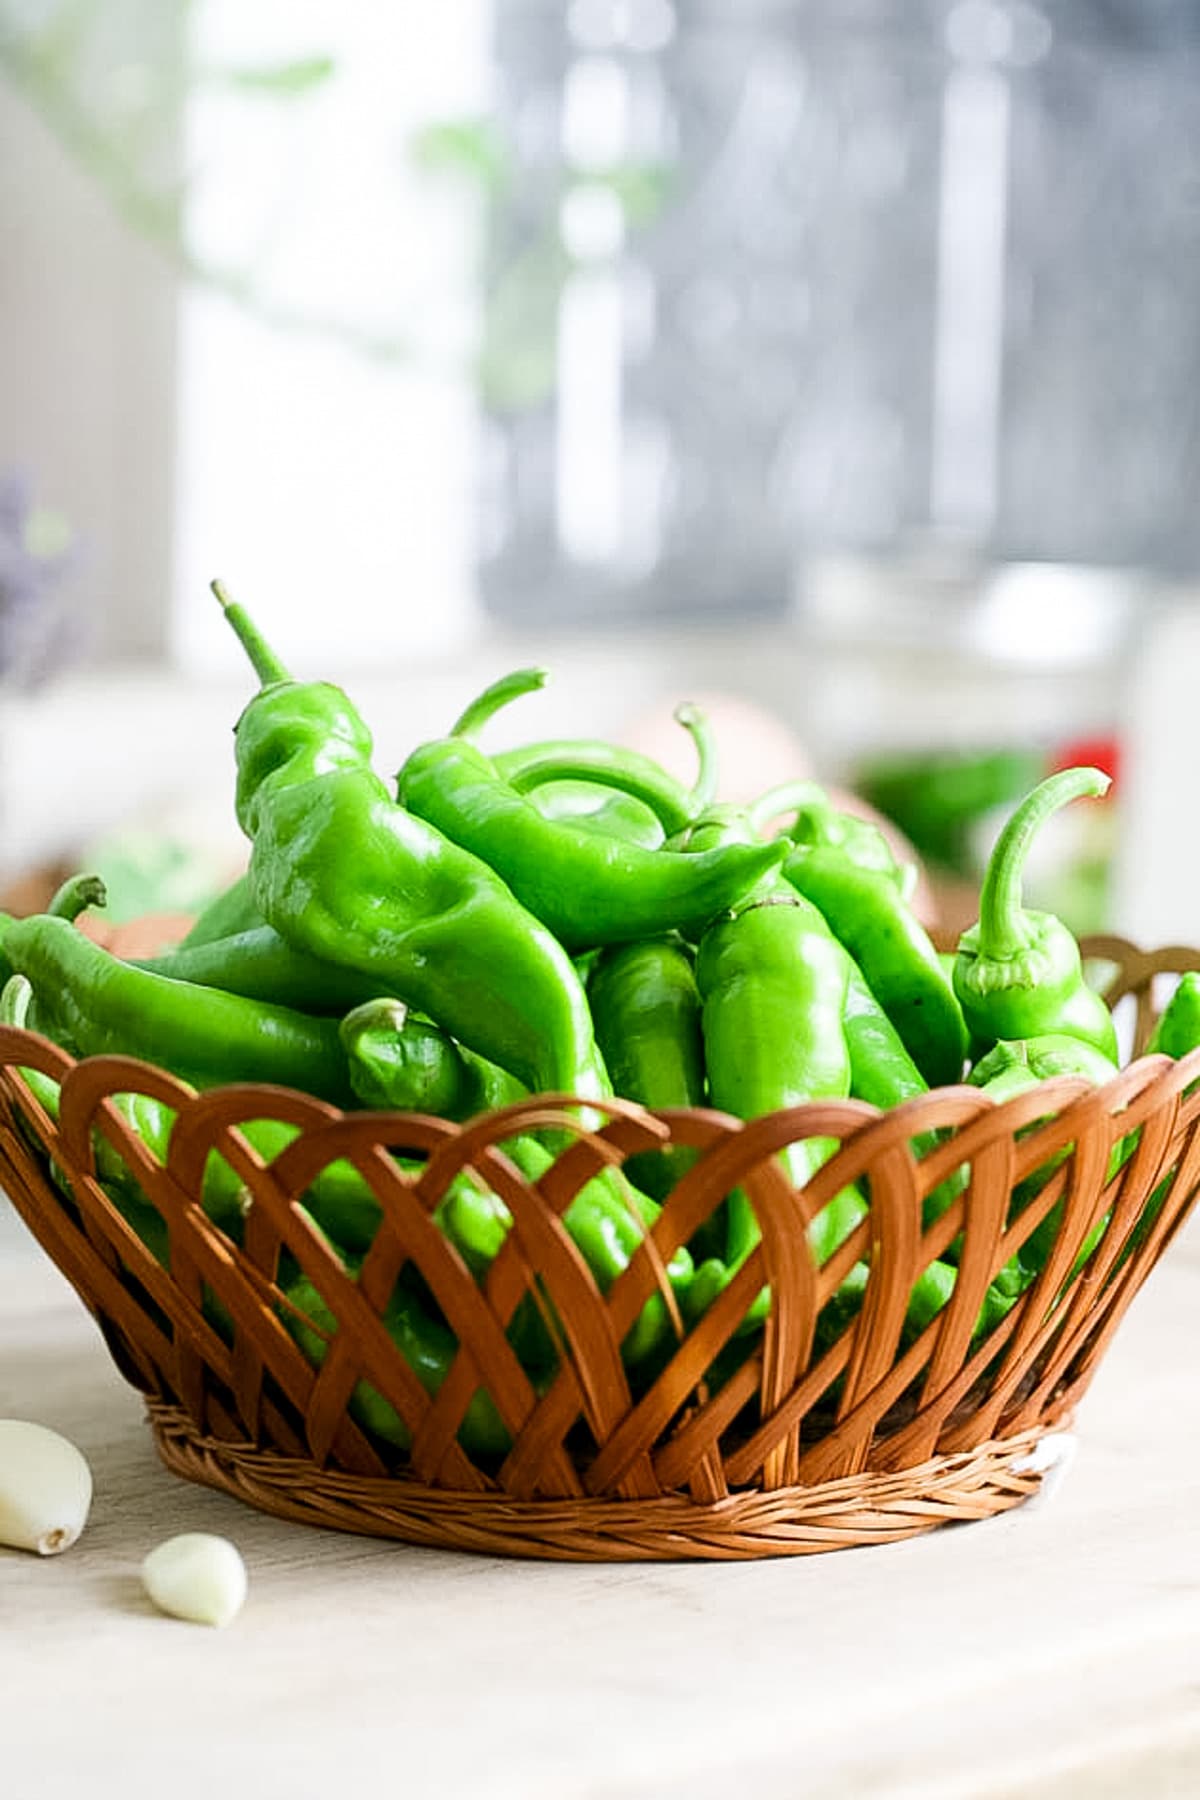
[{"xmin": 1051, "ymin": 735, "xmax": 1121, "ymax": 792}]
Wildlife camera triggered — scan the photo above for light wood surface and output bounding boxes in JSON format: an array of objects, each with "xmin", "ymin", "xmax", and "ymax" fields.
[{"xmin": 2, "ymin": 1199, "xmax": 1199, "ymax": 1800}]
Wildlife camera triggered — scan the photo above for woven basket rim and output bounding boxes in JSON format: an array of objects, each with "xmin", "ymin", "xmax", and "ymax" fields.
[{"xmin": 2, "ymin": 931, "xmax": 1198, "ymax": 1560}]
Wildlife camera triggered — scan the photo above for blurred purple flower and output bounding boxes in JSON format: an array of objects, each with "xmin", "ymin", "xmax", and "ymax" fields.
[{"xmin": 0, "ymin": 469, "xmax": 80, "ymax": 686}]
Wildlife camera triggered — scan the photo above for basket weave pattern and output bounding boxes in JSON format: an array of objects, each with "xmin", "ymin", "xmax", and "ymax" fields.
[{"xmin": 1, "ymin": 938, "xmax": 1198, "ymax": 1560}]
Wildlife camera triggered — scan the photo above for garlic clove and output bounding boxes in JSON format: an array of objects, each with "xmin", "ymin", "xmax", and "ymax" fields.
[
  {"xmin": 141, "ymin": 1532, "xmax": 247, "ymax": 1628},
  {"xmin": 0, "ymin": 1418, "xmax": 94, "ymax": 1555}
]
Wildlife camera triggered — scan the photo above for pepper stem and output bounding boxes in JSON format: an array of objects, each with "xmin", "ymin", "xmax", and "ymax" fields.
[
  {"xmin": 673, "ymin": 702, "xmax": 718, "ymax": 814},
  {"xmin": 0, "ymin": 974, "xmax": 33, "ymax": 1028},
  {"xmin": 976, "ymin": 766, "xmax": 1110, "ymax": 960},
  {"xmin": 47, "ymin": 873, "xmax": 107, "ymax": 922},
  {"xmin": 746, "ymin": 779, "xmax": 828, "ymax": 835},
  {"xmin": 451, "ymin": 667, "xmax": 548, "ymax": 741},
  {"xmin": 212, "ymin": 580, "xmax": 292, "ymax": 687}
]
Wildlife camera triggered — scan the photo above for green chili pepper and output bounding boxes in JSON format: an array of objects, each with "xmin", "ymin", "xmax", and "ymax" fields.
[
  {"xmin": 1146, "ymin": 972, "xmax": 1200, "ymax": 1059},
  {"xmin": 0, "ymin": 883, "xmax": 353, "ymax": 1105},
  {"xmin": 969, "ymin": 1034, "xmax": 1120, "ymax": 1092},
  {"xmin": 177, "ymin": 872, "xmax": 260, "ymax": 948},
  {"xmin": 341, "ymin": 999, "xmax": 475, "ymax": 1116},
  {"xmin": 954, "ymin": 767, "xmax": 1118, "ymax": 1060},
  {"xmin": 135, "ymin": 924, "xmax": 405, "ymax": 1015},
  {"xmin": 520, "ymin": 784, "xmax": 666, "ymax": 850},
  {"xmin": 586, "ymin": 937, "xmax": 707, "ymax": 1205},
  {"xmin": 500, "ymin": 1132, "xmax": 694, "ymax": 1367},
  {"xmin": 839, "ymin": 958, "xmax": 969, "ymax": 1230},
  {"xmin": 783, "ymin": 851, "xmax": 968, "ymax": 1088},
  {"xmin": 330, "ymin": 998, "xmax": 692, "ymax": 1364},
  {"xmin": 338, "ymin": 998, "xmax": 528, "ymax": 1120},
  {"xmin": 843, "ymin": 958, "xmax": 928, "ymax": 1112},
  {"xmin": 282, "ymin": 1266, "xmax": 520, "ymax": 1457},
  {"xmin": 670, "ymin": 782, "xmax": 820, "ymax": 858},
  {"xmin": 215, "ymin": 584, "xmax": 608, "ymax": 1101},
  {"xmin": 695, "ymin": 895, "xmax": 864, "ymax": 1322},
  {"xmin": 969, "ymin": 1034, "xmax": 1122, "ymax": 1288},
  {"xmin": 495, "ymin": 701, "xmax": 715, "ymax": 840},
  {"xmin": 749, "ymin": 781, "xmax": 911, "ymax": 895},
  {"xmin": 395, "ymin": 671, "xmax": 786, "ymax": 952}
]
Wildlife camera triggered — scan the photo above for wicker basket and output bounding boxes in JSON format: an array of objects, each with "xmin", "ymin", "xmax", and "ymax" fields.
[{"xmin": 2, "ymin": 936, "xmax": 1198, "ymax": 1562}]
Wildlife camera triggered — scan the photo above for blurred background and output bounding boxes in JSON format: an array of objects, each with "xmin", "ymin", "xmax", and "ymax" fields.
[{"xmin": 2, "ymin": 0, "xmax": 1200, "ymax": 946}]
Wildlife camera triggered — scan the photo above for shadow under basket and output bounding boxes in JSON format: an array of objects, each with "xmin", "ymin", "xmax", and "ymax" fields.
[{"xmin": 2, "ymin": 936, "xmax": 1199, "ymax": 1562}]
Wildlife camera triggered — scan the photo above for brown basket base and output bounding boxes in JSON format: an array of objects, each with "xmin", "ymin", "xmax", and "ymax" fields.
[{"xmin": 147, "ymin": 1403, "xmax": 1061, "ymax": 1562}]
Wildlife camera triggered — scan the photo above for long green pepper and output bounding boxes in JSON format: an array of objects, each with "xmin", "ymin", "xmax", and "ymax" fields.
[
  {"xmin": 395, "ymin": 670, "xmax": 786, "ymax": 952},
  {"xmin": 954, "ymin": 767, "xmax": 1117, "ymax": 1060},
  {"xmin": 215, "ymin": 585, "xmax": 608, "ymax": 1101}
]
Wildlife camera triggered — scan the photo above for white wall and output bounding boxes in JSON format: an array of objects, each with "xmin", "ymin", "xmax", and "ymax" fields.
[{"xmin": 0, "ymin": 74, "xmax": 177, "ymax": 661}]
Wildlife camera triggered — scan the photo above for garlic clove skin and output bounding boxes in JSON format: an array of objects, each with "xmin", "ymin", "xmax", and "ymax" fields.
[
  {"xmin": 141, "ymin": 1533, "xmax": 247, "ymax": 1628},
  {"xmin": 0, "ymin": 1418, "xmax": 94, "ymax": 1555}
]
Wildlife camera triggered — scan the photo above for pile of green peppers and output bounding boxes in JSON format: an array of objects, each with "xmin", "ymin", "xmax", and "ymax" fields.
[{"xmin": 0, "ymin": 587, "xmax": 1183, "ymax": 1462}]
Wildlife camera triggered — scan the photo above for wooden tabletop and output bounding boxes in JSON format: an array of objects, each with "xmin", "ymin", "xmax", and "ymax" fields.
[{"xmin": 2, "ymin": 1199, "xmax": 1199, "ymax": 1800}]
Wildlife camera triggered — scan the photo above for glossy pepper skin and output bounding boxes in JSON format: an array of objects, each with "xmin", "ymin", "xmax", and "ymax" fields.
[
  {"xmin": 519, "ymin": 784, "xmax": 666, "ymax": 850},
  {"xmin": 395, "ymin": 670, "xmax": 786, "ymax": 952},
  {"xmin": 340, "ymin": 999, "xmax": 482, "ymax": 1117},
  {"xmin": 969, "ymin": 1033, "xmax": 1122, "ymax": 1289},
  {"xmin": 332, "ymin": 996, "xmax": 693, "ymax": 1365},
  {"xmin": 586, "ymin": 937, "xmax": 707, "ymax": 1204},
  {"xmin": 0, "ymin": 896, "xmax": 354, "ymax": 1104},
  {"xmin": 1146, "ymin": 972, "xmax": 1200, "ymax": 1059},
  {"xmin": 954, "ymin": 767, "xmax": 1118, "ymax": 1061},
  {"xmin": 748, "ymin": 781, "xmax": 912, "ymax": 896},
  {"xmin": 215, "ymin": 588, "xmax": 608, "ymax": 1102},
  {"xmin": 695, "ymin": 895, "xmax": 864, "ymax": 1286},
  {"xmin": 494, "ymin": 701, "xmax": 715, "ymax": 842},
  {"xmin": 178, "ymin": 872, "xmax": 261, "ymax": 948},
  {"xmin": 136, "ymin": 923, "xmax": 404, "ymax": 1015},
  {"xmin": 840, "ymin": 957, "xmax": 964, "ymax": 1230},
  {"xmin": 782, "ymin": 851, "xmax": 968, "ymax": 1089}
]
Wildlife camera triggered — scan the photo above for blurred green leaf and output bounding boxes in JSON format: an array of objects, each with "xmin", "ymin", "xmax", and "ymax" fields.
[
  {"xmin": 588, "ymin": 161, "xmax": 674, "ymax": 228},
  {"xmin": 476, "ymin": 241, "xmax": 570, "ymax": 413},
  {"xmin": 409, "ymin": 117, "xmax": 511, "ymax": 193},
  {"xmin": 215, "ymin": 55, "xmax": 336, "ymax": 97}
]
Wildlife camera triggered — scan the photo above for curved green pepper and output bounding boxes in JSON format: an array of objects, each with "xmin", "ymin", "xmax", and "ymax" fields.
[
  {"xmin": 135, "ymin": 924, "xmax": 404, "ymax": 1015},
  {"xmin": 395, "ymin": 670, "xmax": 786, "ymax": 952},
  {"xmin": 782, "ymin": 851, "xmax": 968, "ymax": 1088},
  {"xmin": 215, "ymin": 585, "xmax": 608, "ymax": 1101},
  {"xmin": 494, "ymin": 701, "xmax": 715, "ymax": 841},
  {"xmin": 694, "ymin": 895, "xmax": 864, "ymax": 1330},
  {"xmin": 0, "ymin": 891, "xmax": 353, "ymax": 1105},
  {"xmin": 749, "ymin": 781, "xmax": 912, "ymax": 895},
  {"xmin": 520, "ymin": 784, "xmax": 666, "ymax": 850},
  {"xmin": 586, "ymin": 937, "xmax": 707, "ymax": 1204},
  {"xmin": 954, "ymin": 767, "xmax": 1117, "ymax": 1060}
]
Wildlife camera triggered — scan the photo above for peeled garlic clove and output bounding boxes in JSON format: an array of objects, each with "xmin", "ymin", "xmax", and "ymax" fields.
[
  {"xmin": 142, "ymin": 1532, "xmax": 247, "ymax": 1628},
  {"xmin": 0, "ymin": 1418, "xmax": 93, "ymax": 1555}
]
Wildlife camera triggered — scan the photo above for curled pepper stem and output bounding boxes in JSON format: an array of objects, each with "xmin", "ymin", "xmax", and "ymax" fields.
[
  {"xmin": 977, "ymin": 765, "xmax": 1111, "ymax": 960},
  {"xmin": 673, "ymin": 702, "xmax": 718, "ymax": 814},
  {"xmin": 46, "ymin": 873, "xmax": 107, "ymax": 923},
  {"xmin": 212, "ymin": 579, "xmax": 292, "ymax": 687},
  {"xmin": 746, "ymin": 779, "xmax": 829, "ymax": 835},
  {"xmin": 1, "ymin": 973, "xmax": 33, "ymax": 1027},
  {"xmin": 451, "ymin": 667, "xmax": 548, "ymax": 742}
]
